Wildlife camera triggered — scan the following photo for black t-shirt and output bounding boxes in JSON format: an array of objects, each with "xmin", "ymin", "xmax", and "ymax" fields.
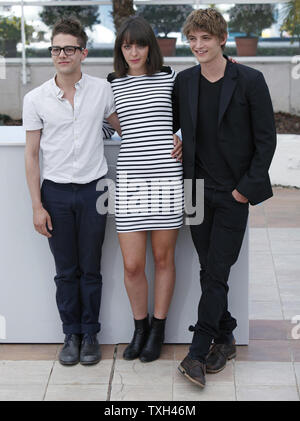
[{"xmin": 195, "ymin": 73, "xmax": 236, "ymax": 191}]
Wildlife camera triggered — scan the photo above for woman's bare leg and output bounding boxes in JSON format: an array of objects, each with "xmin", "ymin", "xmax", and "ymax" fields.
[
  {"xmin": 151, "ymin": 229, "xmax": 179, "ymax": 319},
  {"xmin": 118, "ymin": 231, "xmax": 148, "ymax": 320}
]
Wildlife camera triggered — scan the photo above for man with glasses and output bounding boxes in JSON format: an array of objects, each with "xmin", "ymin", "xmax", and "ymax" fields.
[{"xmin": 23, "ymin": 18, "xmax": 121, "ymax": 366}]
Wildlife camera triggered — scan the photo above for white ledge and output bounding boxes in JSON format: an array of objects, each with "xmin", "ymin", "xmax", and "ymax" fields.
[
  {"xmin": 4, "ymin": 56, "xmax": 298, "ymax": 65},
  {"xmin": 0, "ymin": 127, "xmax": 122, "ymax": 146}
]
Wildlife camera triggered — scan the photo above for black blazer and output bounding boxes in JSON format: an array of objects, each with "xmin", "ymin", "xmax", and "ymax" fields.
[{"xmin": 172, "ymin": 59, "xmax": 277, "ymax": 205}]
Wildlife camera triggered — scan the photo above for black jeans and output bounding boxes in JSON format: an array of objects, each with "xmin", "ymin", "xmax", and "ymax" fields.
[
  {"xmin": 41, "ymin": 178, "xmax": 107, "ymax": 335},
  {"xmin": 188, "ymin": 187, "xmax": 249, "ymax": 363}
]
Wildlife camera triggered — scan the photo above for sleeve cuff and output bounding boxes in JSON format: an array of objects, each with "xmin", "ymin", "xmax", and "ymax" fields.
[{"xmin": 23, "ymin": 123, "xmax": 43, "ymax": 131}]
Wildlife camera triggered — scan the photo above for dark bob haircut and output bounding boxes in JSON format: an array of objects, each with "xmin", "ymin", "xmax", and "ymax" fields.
[{"xmin": 114, "ymin": 16, "xmax": 163, "ymax": 78}]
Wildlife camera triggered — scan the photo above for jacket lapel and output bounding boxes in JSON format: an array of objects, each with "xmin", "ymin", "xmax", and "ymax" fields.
[
  {"xmin": 218, "ymin": 61, "xmax": 238, "ymax": 126},
  {"xmin": 188, "ymin": 65, "xmax": 201, "ymax": 136}
]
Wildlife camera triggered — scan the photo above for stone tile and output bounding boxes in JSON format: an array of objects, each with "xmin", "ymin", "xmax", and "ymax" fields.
[
  {"xmin": 278, "ymin": 282, "xmax": 300, "ymax": 303},
  {"xmin": 116, "ymin": 344, "xmax": 127, "ymax": 360},
  {"xmin": 112, "ymin": 360, "xmax": 173, "ymax": 386},
  {"xmin": 0, "ymin": 344, "xmax": 59, "ymax": 361},
  {"xmin": 173, "ymin": 383, "xmax": 236, "ymax": 401},
  {"xmin": 294, "ymin": 363, "xmax": 300, "ymax": 387},
  {"xmin": 273, "ymin": 255, "xmax": 300, "ymax": 280},
  {"xmin": 45, "ymin": 384, "xmax": 108, "ymax": 401},
  {"xmin": 249, "ymin": 228, "xmax": 270, "ymax": 253},
  {"xmin": 270, "ymin": 240, "xmax": 300, "ymax": 255},
  {"xmin": 235, "ymin": 361, "xmax": 296, "ymax": 386},
  {"xmin": 159, "ymin": 344, "xmax": 175, "ymax": 360},
  {"xmin": 235, "ymin": 341, "xmax": 292, "ymax": 362},
  {"xmin": 290, "ymin": 341, "xmax": 300, "ymax": 362},
  {"xmin": 282, "ymin": 302, "xmax": 300, "ymax": 321},
  {"xmin": 101, "ymin": 345, "xmax": 116, "ymax": 360},
  {"xmin": 49, "ymin": 360, "xmax": 113, "ymax": 385},
  {"xmin": 268, "ymin": 228, "xmax": 300, "ymax": 242},
  {"xmin": 249, "ymin": 204, "xmax": 265, "ymax": 216},
  {"xmin": 111, "ymin": 383, "xmax": 173, "ymax": 401},
  {"xmin": 266, "ymin": 218, "xmax": 300, "ymax": 228},
  {"xmin": 0, "ymin": 361, "xmax": 53, "ymax": 385},
  {"xmin": 277, "ymin": 273, "xmax": 300, "ymax": 283},
  {"xmin": 174, "ymin": 344, "xmax": 189, "ymax": 361},
  {"xmin": 0, "ymin": 384, "xmax": 46, "ymax": 401},
  {"xmin": 249, "ymin": 284, "xmax": 280, "ymax": 302},
  {"xmin": 249, "ymin": 205, "xmax": 266, "ymax": 228},
  {"xmin": 236, "ymin": 385, "xmax": 299, "ymax": 401},
  {"xmin": 249, "ymin": 252, "xmax": 277, "ymax": 285},
  {"xmin": 249, "ymin": 320, "xmax": 291, "ymax": 340},
  {"xmin": 249, "ymin": 215, "xmax": 267, "ymax": 228},
  {"xmin": 249, "ymin": 300, "xmax": 283, "ymax": 320},
  {"xmin": 174, "ymin": 360, "xmax": 234, "ymax": 384}
]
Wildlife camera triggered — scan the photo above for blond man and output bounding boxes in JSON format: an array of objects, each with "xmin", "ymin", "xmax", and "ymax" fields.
[{"xmin": 173, "ymin": 8, "xmax": 276, "ymax": 387}]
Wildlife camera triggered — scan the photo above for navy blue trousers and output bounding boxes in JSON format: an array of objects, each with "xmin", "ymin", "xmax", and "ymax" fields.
[
  {"xmin": 41, "ymin": 178, "xmax": 107, "ymax": 335},
  {"xmin": 189, "ymin": 188, "xmax": 249, "ymax": 363}
]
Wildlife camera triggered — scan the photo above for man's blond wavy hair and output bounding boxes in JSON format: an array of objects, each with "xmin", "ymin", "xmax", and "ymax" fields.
[{"xmin": 183, "ymin": 8, "xmax": 227, "ymax": 51}]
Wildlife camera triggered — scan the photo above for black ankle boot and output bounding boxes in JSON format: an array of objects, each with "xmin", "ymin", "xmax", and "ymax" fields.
[
  {"xmin": 123, "ymin": 315, "xmax": 150, "ymax": 360},
  {"xmin": 80, "ymin": 333, "xmax": 101, "ymax": 365},
  {"xmin": 139, "ymin": 316, "xmax": 166, "ymax": 363},
  {"xmin": 59, "ymin": 334, "xmax": 81, "ymax": 366}
]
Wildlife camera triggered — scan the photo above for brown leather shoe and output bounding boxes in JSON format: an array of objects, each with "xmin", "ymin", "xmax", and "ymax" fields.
[
  {"xmin": 178, "ymin": 355, "xmax": 206, "ymax": 388},
  {"xmin": 206, "ymin": 341, "xmax": 236, "ymax": 373}
]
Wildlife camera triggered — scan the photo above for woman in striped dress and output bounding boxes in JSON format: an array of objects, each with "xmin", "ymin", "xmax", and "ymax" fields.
[{"xmin": 107, "ymin": 16, "xmax": 183, "ymax": 362}]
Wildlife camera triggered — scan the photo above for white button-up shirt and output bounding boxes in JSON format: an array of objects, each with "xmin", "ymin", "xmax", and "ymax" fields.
[{"xmin": 23, "ymin": 73, "xmax": 116, "ymax": 184}]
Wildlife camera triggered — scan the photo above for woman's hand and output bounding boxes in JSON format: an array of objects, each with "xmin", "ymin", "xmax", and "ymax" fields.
[{"xmin": 171, "ymin": 134, "xmax": 182, "ymax": 162}]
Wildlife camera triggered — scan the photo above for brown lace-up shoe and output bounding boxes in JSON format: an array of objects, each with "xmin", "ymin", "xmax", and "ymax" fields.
[
  {"xmin": 206, "ymin": 341, "xmax": 236, "ymax": 373},
  {"xmin": 178, "ymin": 355, "xmax": 206, "ymax": 388}
]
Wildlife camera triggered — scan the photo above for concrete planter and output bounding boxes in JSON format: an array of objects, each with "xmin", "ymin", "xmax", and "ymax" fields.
[
  {"xmin": 235, "ymin": 37, "xmax": 258, "ymax": 56},
  {"xmin": 0, "ymin": 126, "xmax": 249, "ymax": 344},
  {"xmin": 270, "ymin": 134, "xmax": 300, "ymax": 188},
  {"xmin": 156, "ymin": 37, "xmax": 177, "ymax": 56}
]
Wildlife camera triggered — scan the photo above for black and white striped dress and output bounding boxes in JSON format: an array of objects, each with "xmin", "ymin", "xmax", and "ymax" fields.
[{"xmin": 108, "ymin": 67, "xmax": 184, "ymax": 233}]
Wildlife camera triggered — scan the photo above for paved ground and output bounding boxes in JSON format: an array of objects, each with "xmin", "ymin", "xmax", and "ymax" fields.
[{"xmin": 0, "ymin": 186, "xmax": 299, "ymax": 401}]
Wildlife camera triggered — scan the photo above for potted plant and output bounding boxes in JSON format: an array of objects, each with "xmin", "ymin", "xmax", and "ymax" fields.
[
  {"xmin": 228, "ymin": 4, "xmax": 275, "ymax": 56},
  {"xmin": 0, "ymin": 16, "xmax": 34, "ymax": 57},
  {"xmin": 280, "ymin": 0, "xmax": 300, "ymax": 52},
  {"xmin": 136, "ymin": 4, "xmax": 193, "ymax": 56}
]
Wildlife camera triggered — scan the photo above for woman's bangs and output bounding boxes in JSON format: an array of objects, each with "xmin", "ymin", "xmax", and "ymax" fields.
[{"xmin": 122, "ymin": 28, "xmax": 149, "ymax": 47}]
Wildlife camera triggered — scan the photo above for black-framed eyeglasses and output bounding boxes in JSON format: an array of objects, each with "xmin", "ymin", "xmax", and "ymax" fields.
[{"xmin": 49, "ymin": 46, "xmax": 84, "ymax": 56}]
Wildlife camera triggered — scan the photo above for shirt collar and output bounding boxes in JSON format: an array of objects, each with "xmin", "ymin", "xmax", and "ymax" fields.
[
  {"xmin": 75, "ymin": 73, "xmax": 85, "ymax": 89},
  {"xmin": 52, "ymin": 73, "xmax": 86, "ymax": 98}
]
